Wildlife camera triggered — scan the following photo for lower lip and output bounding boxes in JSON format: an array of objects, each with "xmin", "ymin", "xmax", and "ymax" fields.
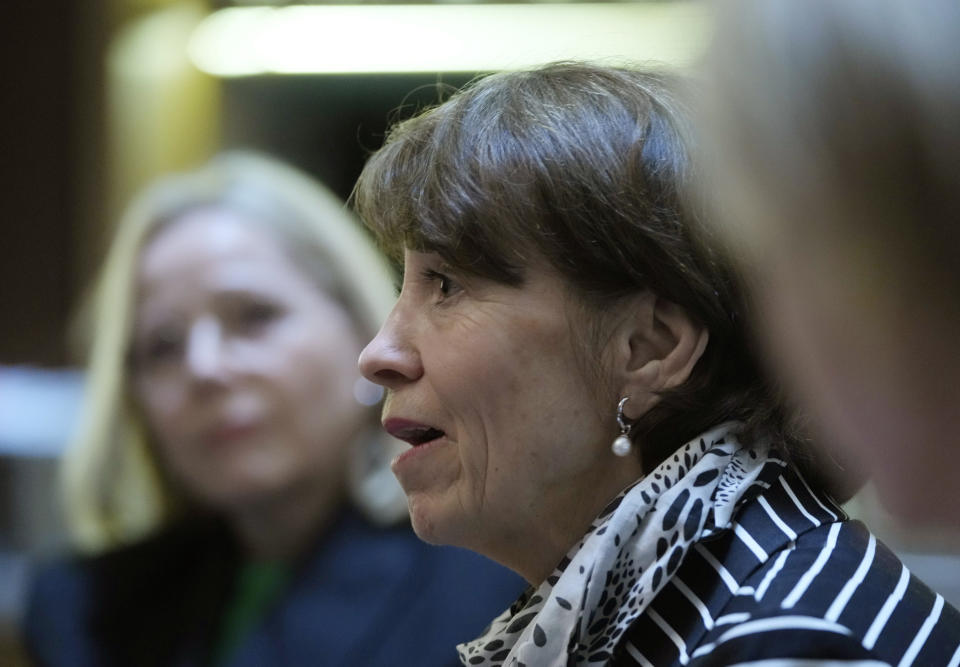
[
  {"xmin": 392, "ymin": 436, "xmax": 450, "ymax": 469},
  {"xmin": 208, "ymin": 423, "xmax": 262, "ymax": 445}
]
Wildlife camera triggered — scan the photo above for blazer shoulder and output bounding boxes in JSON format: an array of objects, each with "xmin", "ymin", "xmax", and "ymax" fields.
[
  {"xmin": 687, "ymin": 609, "xmax": 882, "ymax": 665},
  {"xmin": 24, "ymin": 520, "xmax": 238, "ymax": 667},
  {"xmin": 705, "ymin": 520, "xmax": 960, "ymax": 666},
  {"xmin": 23, "ymin": 555, "xmax": 100, "ymax": 667}
]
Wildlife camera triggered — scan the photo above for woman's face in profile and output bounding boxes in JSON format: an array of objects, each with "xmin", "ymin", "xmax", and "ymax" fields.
[
  {"xmin": 359, "ymin": 249, "xmax": 621, "ymax": 556},
  {"xmin": 130, "ymin": 207, "xmax": 367, "ymax": 511}
]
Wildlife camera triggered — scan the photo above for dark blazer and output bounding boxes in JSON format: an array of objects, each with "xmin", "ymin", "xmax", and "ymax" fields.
[
  {"xmin": 616, "ymin": 459, "xmax": 960, "ymax": 665},
  {"xmin": 23, "ymin": 508, "xmax": 525, "ymax": 667}
]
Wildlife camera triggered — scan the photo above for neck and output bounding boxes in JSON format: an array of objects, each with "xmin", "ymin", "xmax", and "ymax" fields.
[
  {"xmin": 228, "ymin": 476, "xmax": 346, "ymax": 562},
  {"xmin": 502, "ymin": 457, "xmax": 646, "ymax": 585}
]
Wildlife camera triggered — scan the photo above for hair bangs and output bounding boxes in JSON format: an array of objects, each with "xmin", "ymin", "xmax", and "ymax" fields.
[{"xmin": 355, "ymin": 87, "xmax": 570, "ymax": 286}]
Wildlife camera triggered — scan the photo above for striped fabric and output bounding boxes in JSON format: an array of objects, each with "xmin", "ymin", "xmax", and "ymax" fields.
[{"xmin": 615, "ymin": 460, "xmax": 960, "ymax": 666}]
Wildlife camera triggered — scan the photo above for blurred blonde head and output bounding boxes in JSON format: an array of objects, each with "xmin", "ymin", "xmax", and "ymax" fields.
[
  {"xmin": 697, "ymin": 0, "xmax": 960, "ymax": 525},
  {"xmin": 64, "ymin": 151, "xmax": 407, "ymax": 552}
]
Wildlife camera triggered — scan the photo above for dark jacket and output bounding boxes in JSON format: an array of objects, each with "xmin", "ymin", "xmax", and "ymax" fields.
[
  {"xmin": 615, "ymin": 459, "xmax": 960, "ymax": 665},
  {"xmin": 23, "ymin": 507, "xmax": 524, "ymax": 667}
]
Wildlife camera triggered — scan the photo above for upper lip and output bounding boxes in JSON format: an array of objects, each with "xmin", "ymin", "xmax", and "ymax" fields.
[{"xmin": 383, "ymin": 417, "xmax": 446, "ymax": 446}]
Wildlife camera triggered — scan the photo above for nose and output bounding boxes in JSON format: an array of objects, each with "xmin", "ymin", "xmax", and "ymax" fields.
[
  {"xmin": 358, "ymin": 307, "xmax": 423, "ymax": 390},
  {"xmin": 185, "ymin": 318, "xmax": 229, "ymax": 384}
]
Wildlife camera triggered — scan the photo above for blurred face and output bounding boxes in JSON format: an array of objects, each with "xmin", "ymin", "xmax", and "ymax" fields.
[
  {"xmin": 359, "ymin": 249, "xmax": 635, "ymax": 565},
  {"xmin": 131, "ymin": 208, "xmax": 367, "ymax": 511},
  {"xmin": 752, "ymin": 234, "xmax": 960, "ymax": 527}
]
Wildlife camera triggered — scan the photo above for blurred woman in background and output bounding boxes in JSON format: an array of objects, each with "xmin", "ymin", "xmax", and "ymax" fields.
[
  {"xmin": 22, "ymin": 152, "xmax": 521, "ymax": 666},
  {"xmin": 696, "ymin": 0, "xmax": 960, "ymax": 532}
]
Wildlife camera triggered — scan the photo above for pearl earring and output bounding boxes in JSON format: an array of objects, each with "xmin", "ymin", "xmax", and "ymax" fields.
[{"xmin": 611, "ymin": 397, "xmax": 633, "ymax": 457}]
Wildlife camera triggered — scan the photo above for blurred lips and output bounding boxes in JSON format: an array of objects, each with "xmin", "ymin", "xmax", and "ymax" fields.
[{"xmin": 204, "ymin": 419, "xmax": 263, "ymax": 445}]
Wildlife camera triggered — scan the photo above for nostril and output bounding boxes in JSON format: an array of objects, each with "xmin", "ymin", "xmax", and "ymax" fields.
[
  {"xmin": 359, "ymin": 338, "xmax": 422, "ymax": 386},
  {"xmin": 373, "ymin": 368, "xmax": 410, "ymax": 385}
]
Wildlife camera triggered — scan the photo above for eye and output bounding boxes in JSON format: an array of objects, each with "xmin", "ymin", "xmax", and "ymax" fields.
[
  {"xmin": 134, "ymin": 328, "xmax": 184, "ymax": 368},
  {"xmin": 234, "ymin": 300, "xmax": 281, "ymax": 331},
  {"xmin": 421, "ymin": 268, "xmax": 461, "ymax": 302}
]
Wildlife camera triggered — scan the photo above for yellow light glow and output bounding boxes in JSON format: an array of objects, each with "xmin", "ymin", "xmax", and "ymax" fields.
[{"xmin": 188, "ymin": 3, "xmax": 709, "ymax": 76}]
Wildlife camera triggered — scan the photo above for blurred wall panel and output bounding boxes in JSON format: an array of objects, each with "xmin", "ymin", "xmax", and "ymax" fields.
[
  {"xmin": 1, "ymin": 0, "xmax": 216, "ymax": 367},
  {"xmin": 0, "ymin": 4, "xmax": 97, "ymax": 366},
  {"xmin": 105, "ymin": 0, "xmax": 219, "ymax": 232},
  {"xmin": 222, "ymin": 74, "xmax": 474, "ymax": 203}
]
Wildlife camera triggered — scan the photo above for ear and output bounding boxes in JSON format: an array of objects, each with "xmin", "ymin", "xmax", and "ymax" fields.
[{"xmin": 612, "ymin": 292, "xmax": 710, "ymax": 419}]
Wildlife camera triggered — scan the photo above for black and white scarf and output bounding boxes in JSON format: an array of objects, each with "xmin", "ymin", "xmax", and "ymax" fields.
[{"xmin": 457, "ymin": 423, "xmax": 769, "ymax": 666}]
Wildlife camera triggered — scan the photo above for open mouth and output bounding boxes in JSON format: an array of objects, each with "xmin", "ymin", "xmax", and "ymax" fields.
[{"xmin": 384, "ymin": 419, "xmax": 446, "ymax": 446}]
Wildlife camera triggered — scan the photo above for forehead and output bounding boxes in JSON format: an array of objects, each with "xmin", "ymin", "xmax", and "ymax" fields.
[
  {"xmin": 142, "ymin": 208, "xmax": 280, "ymax": 272},
  {"xmin": 137, "ymin": 208, "xmax": 310, "ymax": 298}
]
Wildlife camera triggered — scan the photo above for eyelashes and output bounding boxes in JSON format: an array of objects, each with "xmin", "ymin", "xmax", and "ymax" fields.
[
  {"xmin": 421, "ymin": 269, "xmax": 452, "ymax": 295},
  {"xmin": 421, "ymin": 268, "xmax": 462, "ymax": 301},
  {"xmin": 394, "ymin": 254, "xmax": 465, "ymax": 304}
]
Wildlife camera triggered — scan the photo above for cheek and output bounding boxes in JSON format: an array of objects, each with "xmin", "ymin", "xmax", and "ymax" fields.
[
  {"xmin": 279, "ymin": 333, "xmax": 364, "ymax": 432},
  {"xmin": 133, "ymin": 379, "xmax": 187, "ymax": 448},
  {"xmin": 440, "ymin": 324, "xmax": 595, "ymax": 481},
  {"xmin": 419, "ymin": 334, "xmax": 528, "ymax": 500},
  {"xmin": 449, "ymin": 335, "xmax": 536, "ymax": 426}
]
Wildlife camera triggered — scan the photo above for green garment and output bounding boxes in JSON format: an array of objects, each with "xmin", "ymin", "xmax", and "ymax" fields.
[{"xmin": 212, "ymin": 560, "xmax": 291, "ymax": 666}]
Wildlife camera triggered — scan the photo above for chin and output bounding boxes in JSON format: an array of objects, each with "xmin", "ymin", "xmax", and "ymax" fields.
[
  {"xmin": 196, "ymin": 477, "xmax": 284, "ymax": 511},
  {"xmin": 407, "ymin": 497, "xmax": 443, "ymax": 544},
  {"xmin": 406, "ymin": 494, "xmax": 467, "ymax": 548}
]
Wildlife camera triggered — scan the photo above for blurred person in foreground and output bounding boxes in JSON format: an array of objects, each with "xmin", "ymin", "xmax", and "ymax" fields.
[
  {"xmin": 354, "ymin": 62, "xmax": 960, "ymax": 666},
  {"xmin": 695, "ymin": 0, "xmax": 960, "ymax": 533},
  {"xmin": 22, "ymin": 152, "xmax": 522, "ymax": 666}
]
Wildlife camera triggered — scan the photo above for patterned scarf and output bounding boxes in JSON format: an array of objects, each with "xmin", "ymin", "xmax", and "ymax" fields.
[{"xmin": 457, "ymin": 423, "xmax": 769, "ymax": 667}]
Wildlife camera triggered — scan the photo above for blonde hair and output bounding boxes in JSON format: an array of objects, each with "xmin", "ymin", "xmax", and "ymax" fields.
[{"xmin": 63, "ymin": 151, "xmax": 407, "ymax": 552}]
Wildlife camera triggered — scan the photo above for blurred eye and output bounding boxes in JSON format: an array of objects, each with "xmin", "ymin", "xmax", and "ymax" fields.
[
  {"xmin": 233, "ymin": 299, "xmax": 282, "ymax": 332},
  {"xmin": 135, "ymin": 328, "xmax": 184, "ymax": 367}
]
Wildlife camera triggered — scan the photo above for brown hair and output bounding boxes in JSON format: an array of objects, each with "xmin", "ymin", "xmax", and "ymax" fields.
[{"xmin": 354, "ymin": 62, "xmax": 807, "ymax": 475}]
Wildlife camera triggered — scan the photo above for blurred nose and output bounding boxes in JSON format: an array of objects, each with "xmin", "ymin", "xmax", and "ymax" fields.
[
  {"xmin": 358, "ymin": 305, "xmax": 423, "ymax": 389},
  {"xmin": 185, "ymin": 317, "xmax": 229, "ymax": 384}
]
